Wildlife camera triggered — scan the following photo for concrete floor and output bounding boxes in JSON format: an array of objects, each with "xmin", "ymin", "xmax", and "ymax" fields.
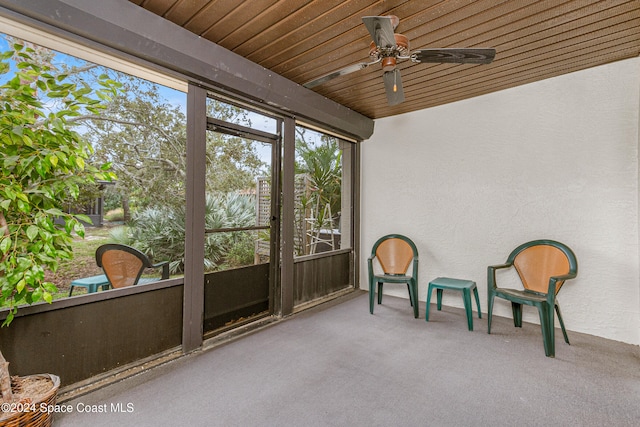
[{"xmin": 56, "ymin": 291, "xmax": 640, "ymax": 426}]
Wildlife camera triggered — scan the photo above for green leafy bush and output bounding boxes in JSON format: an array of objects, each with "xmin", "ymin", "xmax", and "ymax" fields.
[
  {"xmin": 0, "ymin": 43, "xmax": 118, "ymax": 325},
  {"xmin": 111, "ymin": 192, "xmax": 257, "ymax": 273}
]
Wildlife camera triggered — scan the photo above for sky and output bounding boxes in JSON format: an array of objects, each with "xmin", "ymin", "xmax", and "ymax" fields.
[
  {"xmin": 1, "ymin": 30, "xmax": 326, "ymax": 164},
  {"xmin": 0, "ymin": 31, "xmax": 186, "ymax": 109}
]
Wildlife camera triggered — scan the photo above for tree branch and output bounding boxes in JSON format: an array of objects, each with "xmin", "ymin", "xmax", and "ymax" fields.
[
  {"xmin": 70, "ymin": 115, "xmax": 187, "ymax": 171},
  {"xmin": 0, "ymin": 212, "xmax": 8, "ymax": 264},
  {"xmin": 142, "ymin": 157, "xmax": 186, "ymax": 177}
]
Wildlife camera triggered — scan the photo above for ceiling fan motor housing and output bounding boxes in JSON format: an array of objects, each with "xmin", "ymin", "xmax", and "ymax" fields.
[{"xmin": 369, "ymin": 33, "xmax": 409, "ymax": 71}]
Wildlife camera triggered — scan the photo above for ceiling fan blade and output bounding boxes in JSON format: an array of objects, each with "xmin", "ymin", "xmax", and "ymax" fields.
[
  {"xmin": 412, "ymin": 48, "xmax": 496, "ymax": 64},
  {"xmin": 303, "ymin": 61, "xmax": 378, "ymax": 89},
  {"xmin": 362, "ymin": 16, "xmax": 397, "ymax": 48},
  {"xmin": 382, "ymin": 69, "xmax": 404, "ymax": 106}
]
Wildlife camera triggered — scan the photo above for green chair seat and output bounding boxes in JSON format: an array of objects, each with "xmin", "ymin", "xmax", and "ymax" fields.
[{"xmin": 493, "ymin": 288, "xmax": 547, "ymax": 303}]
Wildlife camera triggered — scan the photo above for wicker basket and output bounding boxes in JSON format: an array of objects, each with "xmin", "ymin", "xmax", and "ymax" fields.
[{"xmin": 0, "ymin": 374, "xmax": 60, "ymax": 427}]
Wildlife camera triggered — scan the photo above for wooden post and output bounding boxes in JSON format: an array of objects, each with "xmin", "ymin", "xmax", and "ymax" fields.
[{"xmin": 182, "ymin": 84, "xmax": 206, "ymax": 353}]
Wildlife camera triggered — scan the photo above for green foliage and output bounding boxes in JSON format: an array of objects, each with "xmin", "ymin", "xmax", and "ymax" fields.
[
  {"xmin": 0, "ymin": 42, "xmax": 118, "ymax": 325},
  {"xmin": 294, "ymin": 131, "xmax": 342, "ymax": 255},
  {"xmin": 296, "ymin": 133, "xmax": 342, "ymax": 219},
  {"xmin": 85, "ymin": 80, "xmax": 266, "ymax": 215},
  {"xmin": 63, "ymin": 182, "xmax": 103, "ymax": 214},
  {"xmin": 205, "ymin": 99, "xmax": 268, "ymax": 194},
  {"xmin": 205, "ymin": 132, "xmax": 267, "ymax": 194},
  {"xmin": 86, "ymin": 77, "xmax": 188, "ymax": 212},
  {"xmin": 110, "ymin": 192, "xmax": 256, "ymax": 274},
  {"xmin": 104, "ymin": 207, "xmax": 124, "ymax": 222},
  {"xmin": 204, "ymin": 192, "xmax": 257, "ymax": 270},
  {"xmin": 101, "ymin": 185, "xmax": 122, "ymax": 212}
]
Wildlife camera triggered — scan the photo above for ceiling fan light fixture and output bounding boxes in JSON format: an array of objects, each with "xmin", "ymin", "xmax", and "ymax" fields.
[{"xmin": 381, "ymin": 57, "xmax": 397, "ymax": 72}]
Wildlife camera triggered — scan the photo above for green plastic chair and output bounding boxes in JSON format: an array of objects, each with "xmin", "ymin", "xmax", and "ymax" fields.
[
  {"xmin": 487, "ymin": 239, "xmax": 578, "ymax": 357},
  {"xmin": 368, "ymin": 234, "xmax": 419, "ymax": 318},
  {"xmin": 96, "ymin": 244, "xmax": 169, "ymax": 289}
]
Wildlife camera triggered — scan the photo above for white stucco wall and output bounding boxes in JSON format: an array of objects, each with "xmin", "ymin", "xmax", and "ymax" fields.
[{"xmin": 360, "ymin": 57, "xmax": 640, "ymax": 345}]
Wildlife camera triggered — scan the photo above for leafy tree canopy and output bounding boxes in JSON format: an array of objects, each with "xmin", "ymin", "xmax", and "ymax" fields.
[
  {"xmin": 82, "ymin": 74, "xmax": 268, "ymax": 213},
  {"xmin": 0, "ymin": 41, "xmax": 118, "ymax": 324},
  {"xmin": 295, "ymin": 128, "xmax": 342, "ymax": 220}
]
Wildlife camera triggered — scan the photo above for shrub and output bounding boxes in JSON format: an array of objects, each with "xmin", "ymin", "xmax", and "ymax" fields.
[
  {"xmin": 110, "ymin": 192, "xmax": 257, "ymax": 274},
  {"xmin": 0, "ymin": 42, "xmax": 117, "ymax": 325},
  {"xmin": 104, "ymin": 208, "xmax": 124, "ymax": 222}
]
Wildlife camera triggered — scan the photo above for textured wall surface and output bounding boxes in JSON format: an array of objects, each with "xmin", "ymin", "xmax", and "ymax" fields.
[{"xmin": 361, "ymin": 57, "xmax": 640, "ymax": 345}]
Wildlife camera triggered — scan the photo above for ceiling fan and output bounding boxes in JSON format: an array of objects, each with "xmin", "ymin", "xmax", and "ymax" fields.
[{"xmin": 303, "ymin": 15, "xmax": 496, "ymax": 106}]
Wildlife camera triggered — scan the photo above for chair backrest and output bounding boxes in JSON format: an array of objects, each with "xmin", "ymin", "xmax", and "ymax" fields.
[
  {"xmin": 508, "ymin": 240, "xmax": 577, "ymax": 295},
  {"xmin": 371, "ymin": 234, "xmax": 418, "ymax": 275},
  {"xmin": 96, "ymin": 244, "xmax": 151, "ymax": 289}
]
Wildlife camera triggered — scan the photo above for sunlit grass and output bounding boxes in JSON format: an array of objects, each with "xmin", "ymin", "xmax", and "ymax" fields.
[{"xmin": 47, "ymin": 225, "xmax": 115, "ymax": 298}]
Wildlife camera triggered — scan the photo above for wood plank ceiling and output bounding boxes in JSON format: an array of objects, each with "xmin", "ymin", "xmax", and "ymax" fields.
[{"xmin": 130, "ymin": 0, "xmax": 640, "ymax": 120}]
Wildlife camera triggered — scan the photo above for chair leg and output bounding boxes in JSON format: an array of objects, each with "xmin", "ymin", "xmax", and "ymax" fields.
[
  {"xmin": 406, "ymin": 283, "xmax": 414, "ymax": 307},
  {"xmin": 377, "ymin": 282, "xmax": 384, "ymax": 304},
  {"xmin": 511, "ymin": 302, "xmax": 523, "ymax": 327},
  {"xmin": 436, "ymin": 288, "xmax": 443, "ymax": 311},
  {"xmin": 487, "ymin": 294, "xmax": 494, "ymax": 334},
  {"xmin": 555, "ymin": 303, "xmax": 570, "ymax": 344},
  {"xmin": 369, "ymin": 278, "xmax": 375, "ymax": 314},
  {"xmin": 537, "ymin": 303, "xmax": 555, "ymax": 357},
  {"xmin": 409, "ymin": 281, "xmax": 419, "ymax": 319},
  {"xmin": 68, "ymin": 286, "xmax": 75, "ymax": 297}
]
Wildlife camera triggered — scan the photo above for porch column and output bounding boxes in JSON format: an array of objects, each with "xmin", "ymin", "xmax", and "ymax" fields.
[
  {"xmin": 183, "ymin": 83, "xmax": 207, "ymax": 352},
  {"xmin": 280, "ymin": 116, "xmax": 296, "ymax": 315}
]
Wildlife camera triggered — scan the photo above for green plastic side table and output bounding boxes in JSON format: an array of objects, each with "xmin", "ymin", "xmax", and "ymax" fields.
[
  {"xmin": 425, "ymin": 277, "xmax": 481, "ymax": 331},
  {"xmin": 69, "ymin": 274, "xmax": 111, "ymax": 296}
]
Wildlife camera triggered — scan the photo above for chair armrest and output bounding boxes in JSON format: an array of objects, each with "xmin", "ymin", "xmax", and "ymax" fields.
[
  {"xmin": 550, "ymin": 272, "xmax": 577, "ymax": 281},
  {"xmin": 488, "ymin": 263, "xmax": 512, "ymax": 271},
  {"xmin": 367, "ymin": 255, "xmax": 375, "ymax": 269},
  {"xmin": 487, "ymin": 262, "xmax": 512, "ymax": 290},
  {"xmin": 546, "ymin": 272, "xmax": 577, "ymax": 295},
  {"xmin": 151, "ymin": 261, "xmax": 170, "ymax": 279},
  {"xmin": 367, "ymin": 255, "xmax": 375, "ymax": 278}
]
